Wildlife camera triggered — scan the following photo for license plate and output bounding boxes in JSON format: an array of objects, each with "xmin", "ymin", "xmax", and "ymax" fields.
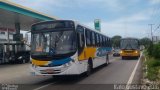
[
  {"xmin": 126, "ymin": 53, "xmax": 131, "ymax": 56},
  {"xmin": 45, "ymin": 69, "xmax": 54, "ymax": 73}
]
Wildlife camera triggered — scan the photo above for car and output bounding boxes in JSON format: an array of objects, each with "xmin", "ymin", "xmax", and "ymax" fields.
[{"xmin": 113, "ymin": 49, "xmax": 120, "ymax": 57}]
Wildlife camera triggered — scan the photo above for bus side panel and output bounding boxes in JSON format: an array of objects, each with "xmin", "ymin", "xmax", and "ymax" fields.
[
  {"xmin": 78, "ymin": 47, "xmax": 96, "ymax": 61},
  {"xmin": 92, "ymin": 47, "xmax": 111, "ymax": 68},
  {"xmin": 78, "ymin": 47, "xmax": 111, "ymax": 69}
]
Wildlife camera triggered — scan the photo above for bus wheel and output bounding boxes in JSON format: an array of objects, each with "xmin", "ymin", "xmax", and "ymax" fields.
[
  {"xmin": 86, "ymin": 59, "xmax": 92, "ymax": 76},
  {"xmin": 105, "ymin": 54, "xmax": 109, "ymax": 66},
  {"xmin": 122, "ymin": 56, "xmax": 125, "ymax": 60},
  {"xmin": 136, "ymin": 56, "xmax": 139, "ymax": 60}
]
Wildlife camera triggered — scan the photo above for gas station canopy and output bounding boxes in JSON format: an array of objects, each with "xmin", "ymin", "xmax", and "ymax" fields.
[{"xmin": 0, "ymin": 0, "xmax": 58, "ymax": 31}]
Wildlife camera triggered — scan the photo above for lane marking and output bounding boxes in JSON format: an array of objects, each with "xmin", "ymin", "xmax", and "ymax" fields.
[
  {"xmin": 126, "ymin": 53, "xmax": 142, "ymax": 89},
  {"xmin": 145, "ymin": 57, "xmax": 148, "ymax": 76},
  {"xmin": 33, "ymin": 82, "xmax": 56, "ymax": 90}
]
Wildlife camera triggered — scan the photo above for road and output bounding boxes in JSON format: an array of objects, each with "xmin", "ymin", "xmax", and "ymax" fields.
[{"xmin": 0, "ymin": 56, "xmax": 142, "ymax": 90}]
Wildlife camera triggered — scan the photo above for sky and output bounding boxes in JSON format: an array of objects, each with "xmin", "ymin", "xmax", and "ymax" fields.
[{"xmin": 9, "ymin": 0, "xmax": 160, "ymax": 38}]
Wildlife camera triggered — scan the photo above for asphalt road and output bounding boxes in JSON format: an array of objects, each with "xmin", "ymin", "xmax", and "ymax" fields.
[{"xmin": 0, "ymin": 56, "xmax": 142, "ymax": 90}]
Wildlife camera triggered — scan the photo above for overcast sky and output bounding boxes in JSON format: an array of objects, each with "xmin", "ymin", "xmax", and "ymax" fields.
[{"xmin": 9, "ymin": 0, "xmax": 160, "ymax": 38}]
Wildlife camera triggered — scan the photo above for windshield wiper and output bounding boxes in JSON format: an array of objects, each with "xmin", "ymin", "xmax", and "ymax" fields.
[
  {"xmin": 50, "ymin": 31, "xmax": 64, "ymax": 56},
  {"xmin": 54, "ymin": 32, "xmax": 64, "ymax": 47},
  {"xmin": 123, "ymin": 43, "xmax": 134, "ymax": 50},
  {"xmin": 123, "ymin": 43, "xmax": 129, "ymax": 49}
]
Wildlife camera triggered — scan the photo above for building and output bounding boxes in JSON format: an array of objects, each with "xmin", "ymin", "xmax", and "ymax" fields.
[{"xmin": 0, "ymin": 0, "xmax": 58, "ymax": 42}]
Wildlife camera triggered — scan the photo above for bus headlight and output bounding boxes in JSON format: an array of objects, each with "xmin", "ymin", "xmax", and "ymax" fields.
[
  {"xmin": 135, "ymin": 51, "xmax": 138, "ymax": 53},
  {"xmin": 63, "ymin": 61, "xmax": 72, "ymax": 68},
  {"xmin": 120, "ymin": 50, "xmax": 123, "ymax": 53}
]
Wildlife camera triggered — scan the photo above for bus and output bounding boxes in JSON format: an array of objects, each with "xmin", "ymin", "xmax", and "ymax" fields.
[
  {"xmin": 30, "ymin": 20, "xmax": 112, "ymax": 76},
  {"xmin": 120, "ymin": 38, "xmax": 140, "ymax": 59}
]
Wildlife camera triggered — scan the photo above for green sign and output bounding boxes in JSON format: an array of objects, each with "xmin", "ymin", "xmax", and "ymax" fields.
[{"xmin": 94, "ymin": 19, "xmax": 101, "ymax": 31}]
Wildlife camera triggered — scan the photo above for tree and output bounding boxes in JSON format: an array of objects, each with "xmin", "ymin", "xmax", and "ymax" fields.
[
  {"xmin": 139, "ymin": 37, "xmax": 151, "ymax": 47},
  {"xmin": 111, "ymin": 35, "xmax": 122, "ymax": 48},
  {"xmin": 139, "ymin": 37, "xmax": 152, "ymax": 56}
]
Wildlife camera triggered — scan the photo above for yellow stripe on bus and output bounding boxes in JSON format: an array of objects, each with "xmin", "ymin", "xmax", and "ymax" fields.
[
  {"xmin": 32, "ymin": 59, "xmax": 49, "ymax": 66},
  {"xmin": 78, "ymin": 47, "xmax": 96, "ymax": 61}
]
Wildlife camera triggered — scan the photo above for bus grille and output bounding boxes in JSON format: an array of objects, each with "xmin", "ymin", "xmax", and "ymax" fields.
[
  {"xmin": 124, "ymin": 51, "xmax": 134, "ymax": 53},
  {"xmin": 40, "ymin": 69, "xmax": 61, "ymax": 74}
]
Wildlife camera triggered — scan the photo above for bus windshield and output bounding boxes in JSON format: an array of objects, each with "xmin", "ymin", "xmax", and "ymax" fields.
[
  {"xmin": 31, "ymin": 30, "xmax": 77, "ymax": 56},
  {"xmin": 120, "ymin": 39, "xmax": 139, "ymax": 50}
]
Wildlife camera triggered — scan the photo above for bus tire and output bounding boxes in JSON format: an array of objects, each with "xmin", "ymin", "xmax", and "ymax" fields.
[
  {"xmin": 136, "ymin": 56, "xmax": 139, "ymax": 60},
  {"xmin": 86, "ymin": 58, "xmax": 93, "ymax": 76},
  {"xmin": 122, "ymin": 56, "xmax": 125, "ymax": 60},
  {"xmin": 105, "ymin": 54, "xmax": 109, "ymax": 66}
]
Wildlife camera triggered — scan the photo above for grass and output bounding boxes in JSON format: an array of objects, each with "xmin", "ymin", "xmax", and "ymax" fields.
[{"xmin": 145, "ymin": 56, "xmax": 160, "ymax": 81}]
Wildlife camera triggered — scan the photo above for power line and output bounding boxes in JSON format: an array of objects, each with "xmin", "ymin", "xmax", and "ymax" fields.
[{"xmin": 153, "ymin": 24, "xmax": 160, "ymax": 32}]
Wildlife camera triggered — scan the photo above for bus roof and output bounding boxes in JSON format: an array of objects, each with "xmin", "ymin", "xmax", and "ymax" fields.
[{"xmin": 31, "ymin": 20, "xmax": 111, "ymax": 39}]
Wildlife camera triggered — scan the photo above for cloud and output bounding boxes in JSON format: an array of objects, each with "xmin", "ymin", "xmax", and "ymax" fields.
[
  {"xmin": 83, "ymin": 10, "xmax": 151, "ymax": 38},
  {"xmin": 8, "ymin": 0, "xmax": 153, "ymax": 38},
  {"xmin": 9, "ymin": 0, "xmax": 132, "ymax": 12},
  {"xmin": 149, "ymin": 0, "xmax": 160, "ymax": 4},
  {"xmin": 85, "ymin": 0, "xmax": 124, "ymax": 11},
  {"xmin": 85, "ymin": 21, "xmax": 148, "ymax": 38}
]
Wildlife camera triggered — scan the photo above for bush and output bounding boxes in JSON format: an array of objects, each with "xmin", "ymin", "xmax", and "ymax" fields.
[
  {"xmin": 147, "ymin": 58, "xmax": 160, "ymax": 68},
  {"xmin": 146, "ymin": 58, "xmax": 160, "ymax": 81},
  {"xmin": 147, "ymin": 43, "xmax": 153, "ymax": 56},
  {"xmin": 147, "ymin": 43, "xmax": 160, "ymax": 59},
  {"xmin": 152, "ymin": 43, "xmax": 160, "ymax": 59},
  {"xmin": 146, "ymin": 43, "xmax": 160, "ymax": 81},
  {"xmin": 147, "ymin": 67, "xmax": 160, "ymax": 80}
]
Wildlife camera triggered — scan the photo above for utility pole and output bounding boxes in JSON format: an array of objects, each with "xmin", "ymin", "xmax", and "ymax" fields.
[
  {"xmin": 149, "ymin": 24, "xmax": 154, "ymax": 42},
  {"xmin": 148, "ymin": 24, "xmax": 154, "ymax": 54}
]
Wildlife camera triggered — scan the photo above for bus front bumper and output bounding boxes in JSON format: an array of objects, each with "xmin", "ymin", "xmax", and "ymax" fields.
[
  {"xmin": 30, "ymin": 62, "xmax": 81, "ymax": 76},
  {"xmin": 120, "ymin": 53, "xmax": 140, "ymax": 57}
]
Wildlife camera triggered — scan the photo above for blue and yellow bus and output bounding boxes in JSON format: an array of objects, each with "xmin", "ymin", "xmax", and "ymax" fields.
[{"xmin": 30, "ymin": 20, "xmax": 112, "ymax": 76}]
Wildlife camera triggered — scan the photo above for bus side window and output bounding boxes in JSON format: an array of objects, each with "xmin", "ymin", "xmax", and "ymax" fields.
[
  {"xmin": 106, "ymin": 38, "xmax": 109, "ymax": 47},
  {"xmin": 77, "ymin": 25, "xmax": 85, "ymax": 55},
  {"xmin": 104, "ymin": 38, "xmax": 106, "ymax": 47},
  {"xmin": 95, "ymin": 33, "xmax": 97, "ymax": 47},
  {"xmin": 108, "ymin": 39, "xmax": 110, "ymax": 47},
  {"xmin": 102, "ymin": 36, "xmax": 104, "ymax": 47},
  {"xmin": 85, "ymin": 29, "xmax": 91, "ymax": 46},
  {"xmin": 107, "ymin": 38, "xmax": 109, "ymax": 47},
  {"xmin": 105, "ymin": 38, "xmax": 107, "ymax": 47},
  {"xmin": 100, "ymin": 35, "xmax": 102, "ymax": 47},
  {"xmin": 98, "ymin": 34, "xmax": 100, "ymax": 47},
  {"xmin": 96, "ymin": 33, "xmax": 99, "ymax": 47},
  {"xmin": 109, "ymin": 39, "xmax": 111, "ymax": 47},
  {"xmin": 99, "ymin": 35, "xmax": 101, "ymax": 47},
  {"xmin": 91, "ymin": 32, "xmax": 95, "ymax": 46}
]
